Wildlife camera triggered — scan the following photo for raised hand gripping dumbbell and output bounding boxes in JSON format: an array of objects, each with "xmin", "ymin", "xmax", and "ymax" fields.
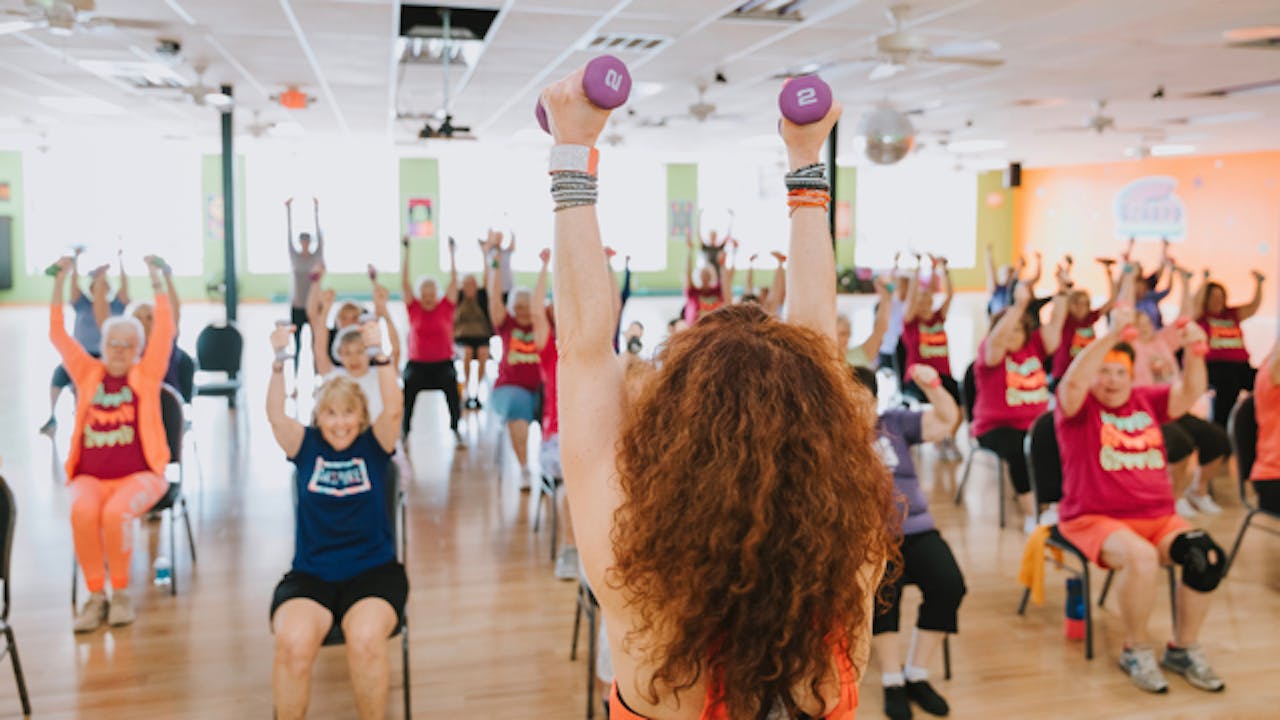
[
  {"xmin": 778, "ymin": 75, "xmax": 833, "ymax": 125},
  {"xmin": 536, "ymin": 55, "xmax": 631, "ymax": 133},
  {"xmin": 1174, "ymin": 317, "xmax": 1209, "ymax": 357}
]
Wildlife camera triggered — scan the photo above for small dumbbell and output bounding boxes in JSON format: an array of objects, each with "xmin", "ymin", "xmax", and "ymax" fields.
[
  {"xmin": 1174, "ymin": 317, "xmax": 1209, "ymax": 357},
  {"xmin": 535, "ymin": 55, "xmax": 632, "ymax": 134},
  {"xmin": 778, "ymin": 75, "xmax": 833, "ymax": 125},
  {"xmin": 906, "ymin": 365, "xmax": 942, "ymax": 389},
  {"xmin": 45, "ymin": 262, "xmax": 62, "ymax": 277},
  {"xmin": 367, "ymin": 264, "xmax": 377, "ymax": 281}
]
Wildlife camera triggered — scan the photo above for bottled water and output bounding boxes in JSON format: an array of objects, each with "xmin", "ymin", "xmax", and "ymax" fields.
[{"xmin": 153, "ymin": 556, "xmax": 172, "ymax": 586}]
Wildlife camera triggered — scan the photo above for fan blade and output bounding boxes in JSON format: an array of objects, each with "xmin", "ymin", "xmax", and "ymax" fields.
[
  {"xmin": 0, "ymin": 19, "xmax": 38, "ymax": 35},
  {"xmin": 868, "ymin": 62, "xmax": 904, "ymax": 81},
  {"xmin": 923, "ymin": 54, "xmax": 1003, "ymax": 67},
  {"xmin": 1113, "ymin": 126, "xmax": 1166, "ymax": 136},
  {"xmin": 103, "ymin": 18, "xmax": 170, "ymax": 31}
]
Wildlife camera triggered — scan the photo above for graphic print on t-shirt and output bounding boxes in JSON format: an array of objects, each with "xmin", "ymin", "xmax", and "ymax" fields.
[
  {"xmin": 506, "ymin": 328, "xmax": 539, "ymax": 365},
  {"xmin": 1098, "ymin": 409, "xmax": 1166, "ymax": 472},
  {"xmin": 917, "ymin": 321, "xmax": 949, "ymax": 360},
  {"xmin": 84, "ymin": 383, "xmax": 138, "ymax": 449},
  {"xmin": 1005, "ymin": 355, "xmax": 1049, "ymax": 406},
  {"xmin": 306, "ymin": 457, "xmax": 373, "ymax": 498},
  {"xmin": 1206, "ymin": 318, "xmax": 1244, "ymax": 351},
  {"xmin": 1069, "ymin": 325, "xmax": 1096, "ymax": 358}
]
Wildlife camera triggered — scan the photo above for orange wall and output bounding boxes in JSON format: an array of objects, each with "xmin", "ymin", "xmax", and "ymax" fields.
[{"xmin": 1014, "ymin": 151, "xmax": 1280, "ymax": 330}]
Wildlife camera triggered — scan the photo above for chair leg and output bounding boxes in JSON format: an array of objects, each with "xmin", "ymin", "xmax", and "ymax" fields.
[
  {"xmin": 71, "ymin": 554, "xmax": 78, "ymax": 609},
  {"xmin": 943, "ymin": 635, "xmax": 951, "ymax": 681},
  {"xmin": 533, "ymin": 483, "xmax": 544, "ymax": 533},
  {"xmin": 571, "ymin": 590, "xmax": 583, "ymax": 661},
  {"xmin": 168, "ymin": 506, "xmax": 178, "ymax": 597},
  {"xmin": 549, "ymin": 481, "xmax": 559, "ymax": 564},
  {"xmin": 1082, "ymin": 566, "xmax": 1094, "ymax": 661},
  {"xmin": 1017, "ymin": 587, "xmax": 1031, "ymax": 616},
  {"xmin": 401, "ymin": 624, "xmax": 411, "ymax": 720},
  {"xmin": 1167, "ymin": 566, "xmax": 1178, "ymax": 638},
  {"xmin": 586, "ymin": 603, "xmax": 598, "ymax": 720},
  {"xmin": 1223, "ymin": 510, "xmax": 1255, "ymax": 578},
  {"xmin": 181, "ymin": 498, "xmax": 197, "ymax": 563},
  {"xmin": 998, "ymin": 461, "xmax": 1007, "ymax": 529},
  {"xmin": 1098, "ymin": 570, "xmax": 1114, "ymax": 608},
  {"xmin": 955, "ymin": 454, "xmax": 974, "ymax": 506},
  {"xmin": 5, "ymin": 626, "xmax": 30, "ymax": 717}
]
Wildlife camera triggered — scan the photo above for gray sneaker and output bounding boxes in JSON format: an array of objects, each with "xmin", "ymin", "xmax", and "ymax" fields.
[
  {"xmin": 1119, "ymin": 645, "xmax": 1169, "ymax": 694},
  {"xmin": 1162, "ymin": 643, "xmax": 1225, "ymax": 692},
  {"xmin": 38, "ymin": 417, "xmax": 56, "ymax": 438},
  {"xmin": 107, "ymin": 589, "xmax": 136, "ymax": 627},
  {"xmin": 554, "ymin": 547, "xmax": 579, "ymax": 582},
  {"xmin": 73, "ymin": 592, "xmax": 108, "ymax": 633}
]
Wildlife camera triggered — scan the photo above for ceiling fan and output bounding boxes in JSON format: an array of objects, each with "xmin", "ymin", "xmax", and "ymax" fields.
[
  {"xmin": 0, "ymin": 0, "xmax": 165, "ymax": 37},
  {"xmin": 775, "ymin": 3, "xmax": 1004, "ymax": 82},
  {"xmin": 153, "ymin": 66, "xmax": 234, "ymax": 110},
  {"xmin": 1041, "ymin": 99, "xmax": 1165, "ymax": 135},
  {"xmin": 636, "ymin": 83, "xmax": 746, "ymax": 128}
]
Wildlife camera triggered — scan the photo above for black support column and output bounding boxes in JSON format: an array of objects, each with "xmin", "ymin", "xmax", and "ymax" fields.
[{"xmin": 219, "ymin": 84, "xmax": 238, "ymax": 322}]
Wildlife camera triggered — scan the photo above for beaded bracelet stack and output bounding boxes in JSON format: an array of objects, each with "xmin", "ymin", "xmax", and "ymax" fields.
[
  {"xmin": 785, "ymin": 162, "xmax": 831, "ymax": 216},
  {"xmin": 551, "ymin": 171, "xmax": 598, "ymax": 212}
]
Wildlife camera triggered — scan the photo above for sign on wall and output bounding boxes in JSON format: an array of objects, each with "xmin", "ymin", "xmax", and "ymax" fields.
[
  {"xmin": 1114, "ymin": 175, "xmax": 1186, "ymax": 240},
  {"xmin": 407, "ymin": 197, "xmax": 434, "ymax": 239}
]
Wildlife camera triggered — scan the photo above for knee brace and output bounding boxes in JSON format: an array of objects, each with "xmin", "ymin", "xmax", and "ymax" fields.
[{"xmin": 1169, "ymin": 530, "xmax": 1225, "ymax": 592}]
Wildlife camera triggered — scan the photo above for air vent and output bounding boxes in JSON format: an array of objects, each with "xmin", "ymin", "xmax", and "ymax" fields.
[
  {"xmin": 77, "ymin": 60, "xmax": 188, "ymax": 90},
  {"xmin": 579, "ymin": 32, "xmax": 671, "ymax": 54},
  {"xmin": 727, "ymin": 1, "xmax": 809, "ymax": 22}
]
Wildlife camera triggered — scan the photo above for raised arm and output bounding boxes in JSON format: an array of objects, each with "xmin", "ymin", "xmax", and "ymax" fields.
[
  {"xmin": 858, "ymin": 276, "xmax": 893, "ymax": 361},
  {"xmin": 373, "ymin": 283, "xmax": 401, "ymax": 369},
  {"xmin": 604, "ymin": 248, "xmax": 622, "ymax": 335},
  {"xmin": 486, "ymin": 234, "xmax": 508, "ymax": 328},
  {"xmin": 49, "ymin": 258, "xmax": 95, "ymax": 375},
  {"xmin": 720, "ymin": 250, "xmax": 735, "ymax": 305},
  {"xmin": 902, "ymin": 258, "xmax": 923, "ymax": 323},
  {"xmin": 764, "ymin": 251, "xmax": 787, "ymax": 315},
  {"xmin": 1268, "ymin": 340, "xmax": 1280, "ymax": 385},
  {"xmin": 312, "ymin": 197, "xmax": 324, "ymax": 258},
  {"xmin": 137, "ymin": 258, "xmax": 174, "ymax": 377},
  {"xmin": 985, "ymin": 284, "xmax": 1032, "ymax": 366},
  {"xmin": 908, "ymin": 364, "xmax": 960, "ymax": 443},
  {"xmin": 1095, "ymin": 261, "xmax": 1122, "ymax": 316},
  {"xmin": 69, "ymin": 252, "xmax": 84, "ymax": 303},
  {"xmin": 267, "ymin": 325, "xmax": 305, "ymax": 457},
  {"xmin": 399, "ymin": 236, "xmax": 415, "ymax": 308},
  {"xmin": 744, "ymin": 255, "xmax": 757, "ymax": 297},
  {"xmin": 1238, "ymin": 270, "xmax": 1266, "ymax": 321},
  {"xmin": 366, "ymin": 323, "xmax": 402, "ymax": 453},
  {"xmin": 936, "ymin": 257, "xmax": 954, "ymax": 317},
  {"xmin": 1039, "ymin": 282, "xmax": 1069, "ymax": 355},
  {"xmin": 532, "ymin": 248, "xmax": 552, "ymax": 351},
  {"xmin": 1168, "ymin": 319, "xmax": 1209, "ymax": 418},
  {"xmin": 780, "ymin": 101, "xmax": 842, "ymax": 342},
  {"xmin": 1023, "ymin": 251, "xmax": 1043, "ymax": 290},
  {"xmin": 684, "ymin": 230, "xmax": 695, "ymax": 289},
  {"xmin": 1174, "ymin": 266, "xmax": 1195, "ymax": 320},
  {"xmin": 312, "ymin": 319, "xmax": 335, "ymax": 376},
  {"xmin": 1191, "ymin": 270, "xmax": 1209, "ymax": 321},
  {"xmin": 285, "ymin": 198, "xmax": 298, "ymax": 257},
  {"xmin": 1057, "ymin": 305, "xmax": 1132, "ymax": 418},
  {"xmin": 444, "ymin": 237, "xmax": 459, "ymax": 303},
  {"xmin": 91, "ymin": 268, "xmax": 110, "ymax": 329},
  {"xmin": 161, "ymin": 261, "xmax": 181, "ymax": 332},
  {"xmin": 115, "ymin": 249, "xmax": 131, "ymax": 306}
]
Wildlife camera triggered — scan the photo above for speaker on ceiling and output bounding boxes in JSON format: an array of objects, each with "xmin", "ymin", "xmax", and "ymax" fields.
[{"xmin": 1004, "ymin": 162, "xmax": 1022, "ymax": 188}]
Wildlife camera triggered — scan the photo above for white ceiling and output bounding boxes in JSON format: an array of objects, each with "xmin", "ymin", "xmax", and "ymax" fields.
[{"xmin": 0, "ymin": 0, "xmax": 1277, "ymax": 167}]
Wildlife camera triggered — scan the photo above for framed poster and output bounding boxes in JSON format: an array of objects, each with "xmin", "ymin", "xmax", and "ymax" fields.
[{"xmin": 407, "ymin": 198, "xmax": 434, "ymax": 239}]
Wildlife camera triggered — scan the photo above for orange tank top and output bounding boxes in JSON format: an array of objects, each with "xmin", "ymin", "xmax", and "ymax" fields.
[{"xmin": 608, "ymin": 647, "xmax": 859, "ymax": 720}]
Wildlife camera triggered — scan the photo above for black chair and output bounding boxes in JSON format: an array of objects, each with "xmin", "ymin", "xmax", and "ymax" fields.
[
  {"xmin": 72, "ymin": 385, "xmax": 197, "ymax": 606},
  {"xmin": 174, "ymin": 347, "xmax": 196, "ymax": 404},
  {"xmin": 194, "ymin": 323, "xmax": 243, "ymax": 408},
  {"xmin": 955, "ymin": 361, "xmax": 1009, "ymax": 527},
  {"xmin": 1225, "ymin": 395, "xmax": 1279, "ymax": 576},
  {"xmin": 570, "ymin": 577, "xmax": 601, "ymax": 720},
  {"xmin": 533, "ymin": 474, "xmax": 562, "ymax": 563},
  {"xmin": 294, "ymin": 463, "xmax": 411, "ymax": 718},
  {"xmin": 1017, "ymin": 412, "xmax": 1175, "ymax": 660},
  {"xmin": 0, "ymin": 478, "xmax": 32, "ymax": 716}
]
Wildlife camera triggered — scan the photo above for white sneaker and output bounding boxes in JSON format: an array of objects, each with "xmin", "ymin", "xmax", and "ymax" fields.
[
  {"xmin": 1175, "ymin": 497, "xmax": 1198, "ymax": 519},
  {"xmin": 73, "ymin": 592, "xmax": 108, "ymax": 633},
  {"xmin": 1023, "ymin": 515, "xmax": 1039, "ymax": 535},
  {"xmin": 453, "ymin": 429, "xmax": 467, "ymax": 450},
  {"xmin": 1185, "ymin": 491, "xmax": 1222, "ymax": 515},
  {"xmin": 1039, "ymin": 504, "xmax": 1059, "ymax": 526},
  {"xmin": 554, "ymin": 547, "xmax": 579, "ymax": 581},
  {"xmin": 519, "ymin": 467, "xmax": 532, "ymax": 492},
  {"xmin": 107, "ymin": 589, "xmax": 136, "ymax": 627}
]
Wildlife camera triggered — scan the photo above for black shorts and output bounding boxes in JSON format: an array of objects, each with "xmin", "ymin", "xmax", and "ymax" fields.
[
  {"xmin": 270, "ymin": 561, "xmax": 408, "ymax": 632},
  {"xmin": 456, "ymin": 337, "xmax": 491, "ymax": 354}
]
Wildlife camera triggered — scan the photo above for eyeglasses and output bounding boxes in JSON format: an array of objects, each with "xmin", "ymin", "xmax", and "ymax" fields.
[{"xmin": 105, "ymin": 340, "xmax": 138, "ymax": 350}]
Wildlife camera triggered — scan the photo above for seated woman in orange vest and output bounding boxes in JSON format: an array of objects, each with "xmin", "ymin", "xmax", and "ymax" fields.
[
  {"xmin": 542, "ymin": 67, "xmax": 894, "ymax": 720},
  {"xmin": 50, "ymin": 255, "xmax": 173, "ymax": 633},
  {"xmin": 1055, "ymin": 303, "xmax": 1227, "ymax": 695},
  {"xmin": 266, "ymin": 323, "xmax": 406, "ymax": 720},
  {"xmin": 901, "ymin": 254, "xmax": 962, "ymax": 458}
]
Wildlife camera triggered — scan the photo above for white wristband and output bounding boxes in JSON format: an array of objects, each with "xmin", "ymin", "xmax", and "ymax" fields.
[{"xmin": 549, "ymin": 145, "xmax": 599, "ymax": 175}]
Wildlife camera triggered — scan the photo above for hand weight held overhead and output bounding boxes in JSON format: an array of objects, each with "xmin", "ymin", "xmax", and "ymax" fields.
[
  {"xmin": 1174, "ymin": 317, "xmax": 1210, "ymax": 357},
  {"xmin": 535, "ymin": 55, "xmax": 632, "ymax": 133},
  {"xmin": 778, "ymin": 75, "xmax": 833, "ymax": 125}
]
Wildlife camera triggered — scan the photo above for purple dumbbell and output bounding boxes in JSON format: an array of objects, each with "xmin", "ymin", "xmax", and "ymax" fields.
[
  {"xmin": 778, "ymin": 75, "xmax": 833, "ymax": 125},
  {"xmin": 535, "ymin": 55, "xmax": 633, "ymax": 133}
]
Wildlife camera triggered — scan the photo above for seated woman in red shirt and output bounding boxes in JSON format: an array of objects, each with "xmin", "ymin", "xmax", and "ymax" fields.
[
  {"xmin": 50, "ymin": 256, "xmax": 174, "ymax": 633},
  {"xmin": 1250, "ymin": 341, "xmax": 1280, "ymax": 513},
  {"xmin": 682, "ymin": 230, "xmax": 731, "ymax": 325},
  {"xmin": 1193, "ymin": 270, "xmax": 1264, "ymax": 428},
  {"xmin": 973, "ymin": 280, "xmax": 1067, "ymax": 533},
  {"xmin": 1055, "ymin": 304, "xmax": 1226, "ymax": 695},
  {"xmin": 400, "ymin": 235, "xmax": 463, "ymax": 445},
  {"xmin": 541, "ymin": 69, "xmax": 894, "ymax": 719},
  {"xmin": 901, "ymin": 254, "xmax": 962, "ymax": 457}
]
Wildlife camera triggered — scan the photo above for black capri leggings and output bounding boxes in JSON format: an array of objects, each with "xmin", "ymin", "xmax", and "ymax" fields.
[
  {"xmin": 1254, "ymin": 480, "xmax": 1280, "ymax": 514},
  {"xmin": 874, "ymin": 529, "xmax": 966, "ymax": 635},
  {"xmin": 402, "ymin": 360, "xmax": 461, "ymax": 434},
  {"xmin": 903, "ymin": 374, "xmax": 962, "ymax": 407},
  {"xmin": 977, "ymin": 427, "xmax": 1032, "ymax": 495},
  {"xmin": 290, "ymin": 306, "xmax": 309, "ymax": 375},
  {"xmin": 1161, "ymin": 414, "xmax": 1232, "ymax": 466},
  {"xmin": 1206, "ymin": 360, "xmax": 1255, "ymax": 428}
]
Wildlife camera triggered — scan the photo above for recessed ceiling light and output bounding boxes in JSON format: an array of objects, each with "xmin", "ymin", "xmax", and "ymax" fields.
[
  {"xmin": 948, "ymin": 139, "xmax": 1006, "ymax": 153},
  {"xmin": 633, "ymin": 82, "xmax": 663, "ymax": 99},
  {"xmin": 1151, "ymin": 144, "xmax": 1195, "ymax": 157},
  {"xmin": 38, "ymin": 96, "xmax": 126, "ymax": 115}
]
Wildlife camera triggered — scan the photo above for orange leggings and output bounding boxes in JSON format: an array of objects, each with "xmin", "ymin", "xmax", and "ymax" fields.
[{"xmin": 70, "ymin": 472, "xmax": 169, "ymax": 593}]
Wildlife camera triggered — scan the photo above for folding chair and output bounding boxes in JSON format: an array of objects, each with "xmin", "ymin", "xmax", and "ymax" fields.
[
  {"xmin": 194, "ymin": 323, "xmax": 244, "ymax": 408},
  {"xmin": 0, "ymin": 478, "xmax": 31, "ymax": 716},
  {"xmin": 954, "ymin": 362, "xmax": 1010, "ymax": 527},
  {"xmin": 570, "ymin": 577, "xmax": 601, "ymax": 720},
  {"xmin": 1225, "ymin": 395, "xmax": 1280, "ymax": 576}
]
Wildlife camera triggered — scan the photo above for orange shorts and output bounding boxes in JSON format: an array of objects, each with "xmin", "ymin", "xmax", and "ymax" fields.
[{"xmin": 1058, "ymin": 514, "xmax": 1192, "ymax": 569}]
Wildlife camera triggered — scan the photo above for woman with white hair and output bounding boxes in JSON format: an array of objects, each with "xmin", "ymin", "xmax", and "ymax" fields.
[
  {"xmin": 400, "ymin": 234, "xmax": 463, "ymax": 446},
  {"xmin": 487, "ymin": 244, "xmax": 541, "ymax": 488},
  {"xmin": 49, "ymin": 255, "xmax": 174, "ymax": 633}
]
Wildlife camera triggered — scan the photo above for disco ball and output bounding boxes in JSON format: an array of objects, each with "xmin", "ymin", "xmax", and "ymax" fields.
[{"xmin": 859, "ymin": 106, "xmax": 915, "ymax": 165}]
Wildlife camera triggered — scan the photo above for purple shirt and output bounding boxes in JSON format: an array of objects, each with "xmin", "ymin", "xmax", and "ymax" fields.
[{"xmin": 876, "ymin": 410, "xmax": 935, "ymax": 536}]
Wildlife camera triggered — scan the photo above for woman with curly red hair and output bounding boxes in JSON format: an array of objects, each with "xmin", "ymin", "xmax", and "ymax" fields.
[{"xmin": 540, "ymin": 69, "xmax": 897, "ymax": 720}]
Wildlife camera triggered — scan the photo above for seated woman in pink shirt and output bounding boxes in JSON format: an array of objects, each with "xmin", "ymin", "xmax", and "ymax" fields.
[
  {"xmin": 1250, "ymin": 341, "xmax": 1280, "ymax": 514},
  {"xmin": 1127, "ymin": 266, "xmax": 1231, "ymax": 517}
]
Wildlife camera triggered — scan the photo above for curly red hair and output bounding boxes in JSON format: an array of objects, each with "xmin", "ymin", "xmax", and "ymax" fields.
[{"xmin": 612, "ymin": 304, "xmax": 899, "ymax": 719}]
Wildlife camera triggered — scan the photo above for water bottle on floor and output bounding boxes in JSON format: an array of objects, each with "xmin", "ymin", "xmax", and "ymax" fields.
[
  {"xmin": 153, "ymin": 556, "xmax": 172, "ymax": 587},
  {"xmin": 1064, "ymin": 577, "xmax": 1085, "ymax": 640}
]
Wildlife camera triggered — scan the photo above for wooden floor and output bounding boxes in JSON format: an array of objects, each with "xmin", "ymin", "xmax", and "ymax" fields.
[{"xmin": 0, "ymin": 295, "xmax": 1278, "ymax": 719}]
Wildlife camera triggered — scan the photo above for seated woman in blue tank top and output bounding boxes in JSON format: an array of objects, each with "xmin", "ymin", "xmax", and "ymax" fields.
[{"xmin": 264, "ymin": 323, "xmax": 406, "ymax": 720}]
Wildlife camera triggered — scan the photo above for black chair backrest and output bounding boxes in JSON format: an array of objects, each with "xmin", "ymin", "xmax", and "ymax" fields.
[
  {"xmin": 160, "ymin": 385, "xmax": 184, "ymax": 464},
  {"xmin": 962, "ymin": 361, "xmax": 978, "ymax": 425},
  {"xmin": 1227, "ymin": 394, "xmax": 1257, "ymax": 495},
  {"xmin": 175, "ymin": 347, "xmax": 196, "ymax": 403},
  {"xmin": 196, "ymin": 323, "xmax": 243, "ymax": 377},
  {"xmin": 894, "ymin": 338, "xmax": 908, "ymax": 383},
  {"xmin": 1025, "ymin": 412, "xmax": 1063, "ymax": 505},
  {"xmin": 0, "ymin": 476, "xmax": 15, "ymax": 618}
]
